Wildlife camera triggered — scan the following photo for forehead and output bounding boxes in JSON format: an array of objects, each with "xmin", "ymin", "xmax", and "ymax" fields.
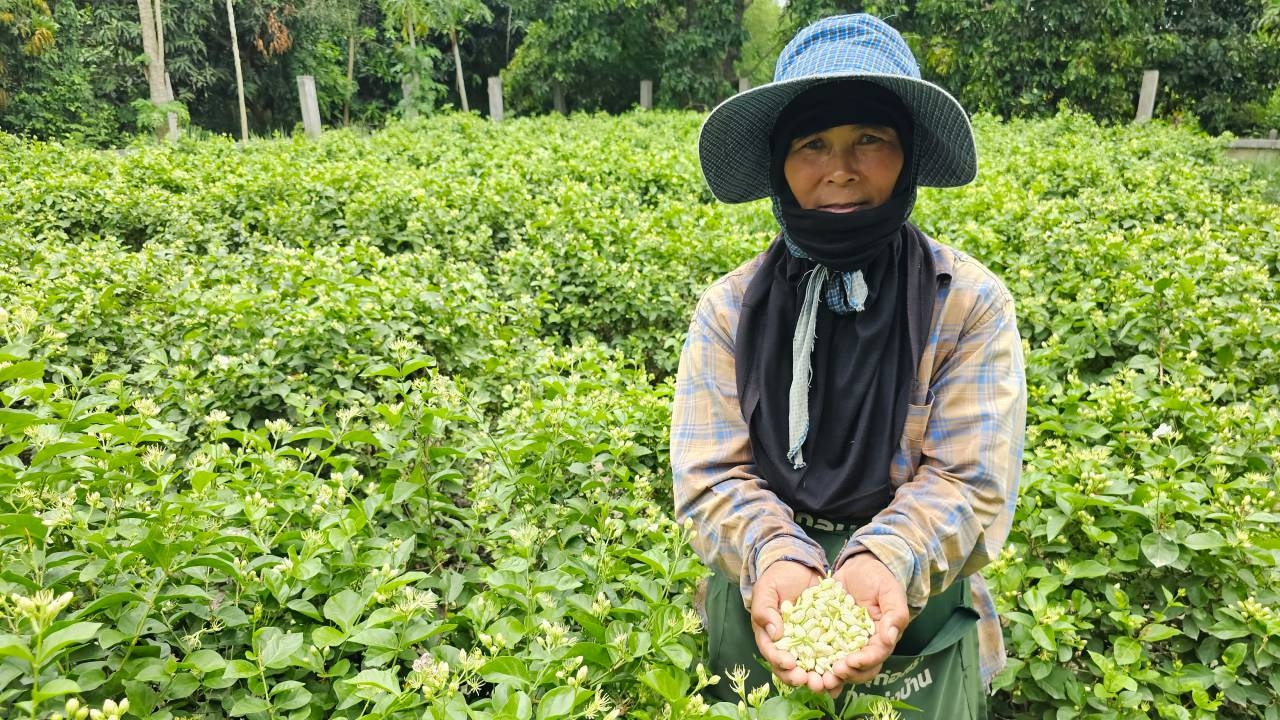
[
  {"xmin": 797, "ymin": 123, "xmax": 898, "ymax": 135},
  {"xmin": 789, "ymin": 123, "xmax": 900, "ymax": 143}
]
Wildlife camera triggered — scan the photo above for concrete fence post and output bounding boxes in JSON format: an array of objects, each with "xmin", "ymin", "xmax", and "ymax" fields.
[
  {"xmin": 1135, "ymin": 70, "xmax": 1159, "ymax": 123},
  {"xmin": 488, "ymin": 76, "xmax": 504, "ymax": 123},
  {"xmin": 164, "ymin": 72, "xmax": 179, "ymax": 142},
  {"xmin": 738, "ymin": 77, "xmax": 751, "ymax": 93},
  {"xmin": 297, "ymin": 75, "xmax": 322, "ymax": 139},
  {"xmin": 640, "ymin": 80, "xmax": 653, "ymax": 110}
]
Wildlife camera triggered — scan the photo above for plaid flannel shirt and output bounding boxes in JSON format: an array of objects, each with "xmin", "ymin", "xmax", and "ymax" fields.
[{"xmin": 671, "ymin": 235, "xmax": 1026, "ymax": 684}]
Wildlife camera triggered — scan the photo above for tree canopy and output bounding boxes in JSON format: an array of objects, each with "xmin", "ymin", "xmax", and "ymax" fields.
[{"xmin": 0, "ymin": 0, "xmax": 1276, "ymax": 145}]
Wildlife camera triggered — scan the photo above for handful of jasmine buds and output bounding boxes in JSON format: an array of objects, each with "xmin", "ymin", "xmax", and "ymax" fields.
[{"xmin": 775, "ymin": 577, "xmax": 876, "ymax": 674}]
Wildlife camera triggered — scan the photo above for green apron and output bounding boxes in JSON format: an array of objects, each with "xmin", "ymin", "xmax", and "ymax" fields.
[{"xmin": 702, "ymin": 523, "xmax": 987, "ymax": 718}]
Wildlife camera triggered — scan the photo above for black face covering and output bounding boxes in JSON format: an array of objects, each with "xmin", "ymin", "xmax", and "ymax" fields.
[
  {"xmin": 769, "ymin": 81, "xmax": 917, "ymax": 272},
  {"xmin": 735, "ymin": 80, "xmax": 938, "ymax": 521}
]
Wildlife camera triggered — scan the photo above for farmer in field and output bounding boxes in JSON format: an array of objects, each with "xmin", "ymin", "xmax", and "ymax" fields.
[{"xmin": 671, "ymin": 13, "xmax": 1026, "ymax": 717}]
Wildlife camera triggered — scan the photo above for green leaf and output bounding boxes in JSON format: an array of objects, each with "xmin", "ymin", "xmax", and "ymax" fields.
[
  {"xmin": 348, "ymin": 627, "xmax": 397, "ymax": 649},
  {"xmin": 323, "ymin": 589, "xmax": 364, "ymax": 634},
  {"xmin": 1065, "ymin": 559, "xmax": 1110, "ymax": 580},
  {"xmin": 284, "ymin": 426, "xmax": 334, "ymax": 443},
  {"xmin": 1223, "ymin": 642, "xmax": 1247, "ymax": 670},
  {"xmin": 37, "ymin": 622, "xmax": 102, "ymax": 664},
  {"xmin": 178, "ymin": 556, "xmax": 241, "ymax": 580},
  {"xmin": 0, "ymin": 662, "xmax": 23, "ymax": 692},
  {"xmin": 184, "ymin": 649, "xmax": 226, "ymax": 673},
  {"xmin": 496, "ymin": 690, "xmax": 533, "ymax": 720},
  {"xmin": 222, "ymin": 659, "xmax": 258, "ymax": 681},
  {"xmin": 71, "ymin": 591, "xmax": 143, "ymax": 620},
  {"xmin": 312, "ymin": 626, "xmax": 347, "ymax": 648},
  {"xmin": 1030, "ymin": 625, "xmax": 1056, "ymax": 652},
  {"xmin": 350, "ymin": 668, "xmax": 400, "ymax": 694},
  {"xmin": 756, "ymin": 695, "xmax": 824, "ymax": 720},
  {"xmin": 273, "ymin": 684, "xmax": 313, "ymax": 711},
  {"xmin": 157, "ymin": 585, "xmax": 212, "ymax": 603},
  {"xmin": 228, "ymin": 695, "xmax": 271, "ymax": 716},
  {"xmin": 480, "ymin": 656, "xmax": 531, "ymax": 688},
  {"xmin": 0, "ymin": 409, "xmax": 42, "ymax": 434},
  {"xmin": 1114, "ymin": 636, "xmax": 1141, "ymax": 666},
  {"xmin": 1138, "ymin": 623, "xmax": 1181, "ymax": 642},
  {"xmin": 255, "ymin": 628, "xmax": 303, "ymax": 669},
  {"xmin": 286, "ymin": 599, "xmax": 322, "ymax": 621},
  {"xmin": 0, "ymin": 360, "xmax": 43, "ymax": 382},
  {"xmin": 0, "ymin": 634, "xmax": 34, "ymax": 664},
  {"xmin": 32, "ymin": 677, "xmax": 80, "ymax": 703},
  {"xmin": 660, "ymin": 642, "xmax": 693, "ymax": 668},
  {"xmin": 0, "ymin": 513, "xmax": 47, "ymax": 541},
  {"xmin": 1141, "ymin": 532, "xmax": 1179, "ymax": 567},
  {"xmin": 1043, "ymin": 509, "xmax": 1069, "ymax": 541},
  {"xmin": 1184, "ymin": 531, "xmax": 1226, "ymax": 550},
  {"xmin": 639, "ymin": 667, "xmax": 688, "ymax": 703},
  {"xmin": 536, "ymin": 685, "xmax": 582, "ymax": 720}
]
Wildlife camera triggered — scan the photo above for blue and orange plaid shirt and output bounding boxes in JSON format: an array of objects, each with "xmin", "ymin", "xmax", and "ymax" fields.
[{"xmin": 671, "ymin": 235, "xmax": 1027, "ymax": 684}]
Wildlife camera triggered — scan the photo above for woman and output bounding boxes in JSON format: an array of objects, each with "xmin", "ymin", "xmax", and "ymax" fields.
[{"xmin": 671, "ymin": 14, "xmax": 1026, "ymax": 717}]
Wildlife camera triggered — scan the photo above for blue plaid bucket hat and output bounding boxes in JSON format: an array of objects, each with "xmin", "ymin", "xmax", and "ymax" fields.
[{"xmin": 699, "ymin": 14, "xmax": 977, "ymax": 203}]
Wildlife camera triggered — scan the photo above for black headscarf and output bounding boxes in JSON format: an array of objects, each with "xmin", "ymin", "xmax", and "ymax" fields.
[{"xmin": 735, "ymin": 80, "xmax": 937, "ymax": 521}]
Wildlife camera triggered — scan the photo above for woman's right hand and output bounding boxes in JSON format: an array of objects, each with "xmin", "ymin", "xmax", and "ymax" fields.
[{"xmin": 749, "ymin": 560, "xmax": 834, "ymax": 692}]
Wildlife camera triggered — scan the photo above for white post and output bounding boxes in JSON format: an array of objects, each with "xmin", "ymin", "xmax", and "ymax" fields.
[
  {"xmin": 488, "ymin": 76, "xmax": 504, "ymax": 123},
  {"xmin": 640, "ymin": 80, "xmax": 653, "ymax": 110},
  {"xmin": 738, "ymin": 77, "xmax": 751, "ymax": 93},
  {"xmin": 297, "ymin": 75, "xmax": 322, "ymax": 139},
  {"xmin": 1135, "ymin": 70, "xmax": 1159, "ymax": 123}
]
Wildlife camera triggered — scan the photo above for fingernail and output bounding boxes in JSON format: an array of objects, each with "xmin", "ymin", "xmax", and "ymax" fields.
[
  {"xmin": 886, "ymin": 626, "xmax": 899, "ymax": 643},
  {"xmin": 766, "ymin": 623, "xmax": 777, "ymax": 639}
]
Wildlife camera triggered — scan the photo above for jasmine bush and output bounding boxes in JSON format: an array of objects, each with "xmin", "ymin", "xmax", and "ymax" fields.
[{"xmin": 0, "ymin": 109, "xmax": 1277, "ymax": 719}]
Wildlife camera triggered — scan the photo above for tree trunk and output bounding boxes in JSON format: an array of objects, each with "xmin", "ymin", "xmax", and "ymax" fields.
[
  {"xmin": 136, "ymin": 0, "xmax": 169, "ymax": 142},
  {"xmin": 226, "ymin": 0, "xmax": 249, "ymax": 142},
  {"xmin": 451, "ymin": 28, "xmax": 468, "ymax": 112},
  {"xmin": 553, "ymin": 81, "xmax": 566, "ymax": 115},
  {"xmin": 721, "ymin": 0, "xmax": 747, "ymax": 86},
  {"xmin": 403, "ymin": 15, "xmax": 418, "ymax": 119},
  {"xmin": 154, "ymin": 0, "xmax": 166, "ymax": 73},
  {"xmin": 345, "ymin": 20, "xmax": 356, "ymax": 127}
]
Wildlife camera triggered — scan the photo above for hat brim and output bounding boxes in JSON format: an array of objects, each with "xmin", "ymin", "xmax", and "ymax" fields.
[{"xmin": 698, "ymin": 73, "xmax": 977, "ymax": 204}]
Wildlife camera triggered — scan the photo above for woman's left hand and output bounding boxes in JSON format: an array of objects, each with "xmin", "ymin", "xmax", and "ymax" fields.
[{"xmin": 830, "ymin": 553, "xmax": 910, "ymax": 686}]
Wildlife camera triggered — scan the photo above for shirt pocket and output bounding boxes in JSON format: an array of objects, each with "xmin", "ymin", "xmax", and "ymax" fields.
[
  {"xmin": 896, "ymin": 389, "xmax": 934, "ymax": 481},
  {"xmin": 902, "ymin": 389, "xmax": 935, "ymax": 446}
]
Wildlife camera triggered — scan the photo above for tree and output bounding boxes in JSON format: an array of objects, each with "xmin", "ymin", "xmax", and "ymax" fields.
[
  {"xmin": 381, "ymin": 0, "xmax": 442, "ymax": 116},
  {"xmin": 1264, "ymin": 0, "xmax": 1280, "ymax": 33},
  {"xmin": 0, "ymin": 0, "xmax": 56, "ymax": 111},
  {"xmin": 656, "ymin": 0, "xmax": 745, "ymax": 109},
  {"xmin": 503, "ymin": 0, "xmax": 745, "ymax": 114},
  {"xmin": 1149, "ymin": 0, "xmax": 1280, "ymax": 133},
  {"xmin": 738, "ymin": 0, "xmax": 784, "ymax": 87},
  {"xmin": 135, "ymin": 0, "xmax": 173, "ymax": 141},
  {"xmin": 423, "ymin": 0, "xmax": 491, "ymax": 112},
  {"xmin": 225, "ymin": 0, "xmax": 249, "ymax": 141},
  {"xmin": 298, "ymin": 0, "xmax": 375, "ymax": 125}
]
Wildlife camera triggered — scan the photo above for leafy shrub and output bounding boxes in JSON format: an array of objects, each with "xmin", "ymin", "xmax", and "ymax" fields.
[{"xmin": 1, "ymin": 109, "xmax": 1278, "ymax": 719}]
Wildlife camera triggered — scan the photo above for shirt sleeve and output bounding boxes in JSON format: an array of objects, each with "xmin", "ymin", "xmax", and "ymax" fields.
[
  {"xmin": 671, "ymin": 284, "xmax": 827, "ymax": 608},
  {"xmin": 836, "ymin": 281, "xmax": 1027, "ymax": 613}
]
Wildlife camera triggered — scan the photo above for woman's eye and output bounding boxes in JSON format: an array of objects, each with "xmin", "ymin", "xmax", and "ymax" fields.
[{"xmin": 858, "ymin": 134, "xmax": 884, "ymax": 145}]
